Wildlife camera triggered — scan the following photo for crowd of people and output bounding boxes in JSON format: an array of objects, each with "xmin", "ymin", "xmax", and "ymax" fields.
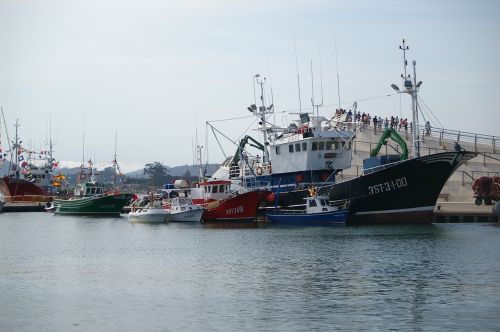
[{"xmin": 335, "ymin": 108, "xmax": 432, "ymax": 136}]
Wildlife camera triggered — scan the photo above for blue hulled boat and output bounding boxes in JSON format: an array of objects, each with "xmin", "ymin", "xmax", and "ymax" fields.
[{"xmin": 266, "ymin": 195, "xmax": 348, "ymax": 226}]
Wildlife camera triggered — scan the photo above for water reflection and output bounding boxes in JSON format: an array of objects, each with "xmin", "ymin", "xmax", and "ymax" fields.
[{"xmin": 0, "ymin": 213, "xmax": 499, "ymax": 331}]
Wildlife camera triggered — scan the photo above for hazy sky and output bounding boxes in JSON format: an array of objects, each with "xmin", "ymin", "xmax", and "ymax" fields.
[{"xmin": 1, "ymin": 0, "xmax": 499, "ymax": 172}]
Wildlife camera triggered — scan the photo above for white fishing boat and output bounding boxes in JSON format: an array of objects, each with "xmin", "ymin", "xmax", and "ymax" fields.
[
  {"xmin": 165, "ymin": 197, "xmax": 204, "ymax": 222},
  {"xmin": 128, "ymin": 200, "xmax": 168, "ymax": 223}
]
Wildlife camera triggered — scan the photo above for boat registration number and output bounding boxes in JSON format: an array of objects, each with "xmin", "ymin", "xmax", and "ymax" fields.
[
  {"xmin": 226, "ymin": 206, "xmax": 244, "ymax": 215},
  {"xmin": 368, "ymin": 177, "xmax": 408, "ymax": 195}
]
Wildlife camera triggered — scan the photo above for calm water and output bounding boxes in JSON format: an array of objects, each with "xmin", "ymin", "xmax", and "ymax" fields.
[{"xmin": 1, "ymin": 213, "xmax": 499, "ymax": 332}]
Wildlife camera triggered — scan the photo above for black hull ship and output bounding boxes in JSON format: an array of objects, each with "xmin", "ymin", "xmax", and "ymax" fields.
[
  {"xmin": 206, "ymin": 40, "xmax": 476, "ymax": 225},
  {"xmin": 268, "ymin": 151, "xmax": 476, "ymax": 224}
]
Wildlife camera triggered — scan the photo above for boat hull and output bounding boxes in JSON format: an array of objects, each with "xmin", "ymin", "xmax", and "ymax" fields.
[
  {"xmin": 128, "ymin": 210, "xmax": 168, "ymax": 223},
  {"xmin": 268, "ymin": 151, "xmax": 477, "ymax": 224},
  {"xmin": 202, "ymin": 190, "xmax": 270, "ymax": 223},
  {"xmin": 166, "ymin": 208, "xmax": 204, "ymax": 222},
  {"xmin": 1, "ymin": 176, "xmax": 47, "ymax": 197},
  {"xmin": 54, "ymin": 193, "xmax": 134, "ymax": 216},
  {"xmin": 267, "ymin": 209, "xmax": 348, "ymax": 226}
]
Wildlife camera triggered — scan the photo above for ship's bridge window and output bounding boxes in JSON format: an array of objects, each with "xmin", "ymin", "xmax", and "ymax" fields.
[
  {"xmin": 309, "ymin": 200, "xmax": 317, "ymax": 207},
  {"xmin": 318, "ymin": 142, "xmax": 325, "ymax": 150},
  {"xmin": 295, "ymin": 143, "xmax": 301, "ymax": 152},
  {"xmin": 335, "ymin": 142, "xmax": 340, "ymax": 150},
  {"xmin": 289, "ymin": 145, "xmax": 294, "ymax": 153},
  {"xmin": 219, "ymin": 185, "xmax": 225, "ymax": 193},
  {"xmin": 302, "ymin": 142, "xmax": 307, "ymax": 151},
  {"xmin": 326, "ymin": 141, "xmax": 334, "ymax": 150},
  {"xmin": 312, "ymin": 142, "xmax": 318, "ymax": 151},
  {"xmin": 213, "ymin": 186, "xmax": 218, "ymax": 193},
  {"xmin": 275, "ymin": 146, "xmax": 281, "ymax": 155}
]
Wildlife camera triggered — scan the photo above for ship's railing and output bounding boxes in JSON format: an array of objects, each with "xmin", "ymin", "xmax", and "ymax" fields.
[{"xmin": 229, "ymin": 161, "xmax": 272, "ymax": 178}]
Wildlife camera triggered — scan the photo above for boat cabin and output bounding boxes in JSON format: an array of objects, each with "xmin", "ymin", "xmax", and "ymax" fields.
[
  {"xmin": 195, "ymin": 180, "xmax": 232, "ymax": 202},
  {"xmin": 74, "ymin": 182, "xmax": 105, "ymax": 197},
  {"xmin": 304, "ymin": 195, "xmax": 337, "ymax": 214}
]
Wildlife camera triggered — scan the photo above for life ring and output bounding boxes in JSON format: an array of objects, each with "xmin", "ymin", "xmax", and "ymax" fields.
[
  {"xmin": 79, "ymin": 173, "xmax": 86, "ymax": 180},
  {"xmin": 256, "ymin": 166, "xmax": 263, "ymax": 176}
]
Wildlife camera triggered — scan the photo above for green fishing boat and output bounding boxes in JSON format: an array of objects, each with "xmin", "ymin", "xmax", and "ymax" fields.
[{"xmin": 53, "ymin": 161, "xmax": 133, "ymax": 215}]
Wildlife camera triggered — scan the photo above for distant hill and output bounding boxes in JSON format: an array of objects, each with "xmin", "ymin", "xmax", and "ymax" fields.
[{"xmin": 125, "ymin": 164, "xmax": 219, "ymax": 178}]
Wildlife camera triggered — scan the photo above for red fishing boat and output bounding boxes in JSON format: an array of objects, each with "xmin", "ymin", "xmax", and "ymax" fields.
[{"xmin": 190, "ymin": 180, "xmax": 271, "ymax": 224}]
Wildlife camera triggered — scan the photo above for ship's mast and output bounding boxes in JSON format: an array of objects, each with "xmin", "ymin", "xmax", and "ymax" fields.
[
  {"xmin": 393, "ymin": 39, "xmax": 422, "ymax": 158},
  {"xmin": 310, "ymin": 59, "xmax": 324, "ymax": 123},
  {"xmin": 251, "ymin": 74, "xmax": 273, "ymax": 162},
  {"xmin": 13, "ymin": 119, "xmax": 20, "ymax": 179}
]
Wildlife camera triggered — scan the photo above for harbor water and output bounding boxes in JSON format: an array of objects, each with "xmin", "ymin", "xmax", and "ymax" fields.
[{"xmin": 1, "ymin": 213, "xmax": 500, "ymax": 331}]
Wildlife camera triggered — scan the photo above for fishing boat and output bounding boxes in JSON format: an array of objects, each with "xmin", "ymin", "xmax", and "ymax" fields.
[
  {"xmin": 53, "ymin": 162, "xmax": 133, "ymax": 216},
  {"xmin": 267, "ymin": 194, "xmax": 348, "ymax": 226},
  {"xmin": 190, "ymin": 180, "xmax": 272, "ymax": 224},
  {"xmin": 128, "ymin": 200, "xmax": 168, "ymax": 223},
  {"xmin": 205, "ymin": 40, "xmax": 476, "ymax": 224},
  {"xmin": 164, "ymin": 197, "xmax": 204, "ymax": 222},
  {"xmin": 0, "ymin": 118, "xmax": 52, "ymax": 200}
]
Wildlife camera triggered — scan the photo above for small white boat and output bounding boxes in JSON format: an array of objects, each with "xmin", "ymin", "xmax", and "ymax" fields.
[
  {"xmin": 128, "ymin": 201, "xmax": 168, "ymax": 223},
  {"xmin": 165, "ymin": 197, "xmax": 204, "ymax": 222}
]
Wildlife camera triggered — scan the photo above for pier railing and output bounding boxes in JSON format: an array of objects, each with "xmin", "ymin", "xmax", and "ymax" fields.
[{"xmin": 355, "ymin": 121, "xmax": 499, "ymax": 155}]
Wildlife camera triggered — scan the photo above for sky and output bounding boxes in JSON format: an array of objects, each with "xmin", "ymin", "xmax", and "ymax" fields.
[{"xmin": 0, "ymin": 0, "xmax": 499, "ymax": 173}]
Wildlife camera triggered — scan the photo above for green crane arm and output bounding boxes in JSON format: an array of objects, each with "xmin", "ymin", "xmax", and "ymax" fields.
[
  {"xmin": 370, "ymin": 128, "xmax": 408, "ymax": 160},
  {"xmin": 231, "ymin": 135, "xmax": 265, "ymax": 167}
]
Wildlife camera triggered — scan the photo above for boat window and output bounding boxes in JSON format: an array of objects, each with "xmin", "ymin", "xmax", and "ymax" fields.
[
  {"xmin": 312, "ymin": 142, "xmax": 318, "ymax": 151},
  {"xmin": 348, "ymin": 142, "xmax": 352, "ymax": 150},
  {"xmin": 295, "ymin": 143, "xmax": 301, "ymax": 152},
  {"xmin": 213, "ymin": 185, "xmax": 218, "ymax": 193},
  {"xmin": 309, "ymin": 200, "xmax": 317, "ymax": 207},
  {"xmin": 302, "ymin": 142, "xmax": 307, "ymax": 151},
  {"xmin": 289, "ymin": 145, "xmax": 294, "ymax": 153},
  {"xmin": 335, "ymin": 142, "xmax": 340, "ymax": 150},
  {"xmin": 341, "ymin": 141, "xmax": 345, "ymax": 149},
  {"xmin": 320, "ymin": 199, "xmax": 328, "ymax": 206},
  {"xmin": 276, "ymin": 146, "xmax": 281, "ymax": 155},
  {"xmin": 219, "ymin": 185, "xmax": 225, "ymax": 193},
  {"xmin": 326, "ymin": 141, "xmax": 334, "ymax": 150},
  {"xmin": 318, "ymin": 142, "xmax": 325, "ymax": 150}
]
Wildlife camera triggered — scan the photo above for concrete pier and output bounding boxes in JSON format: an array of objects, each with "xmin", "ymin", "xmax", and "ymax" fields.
[
  {"xmin": 433, "ymin": 202, "xmax": 497, "ymax": 223},
  {"xmin": 3, "ymin": 202, "xmax": 46, "ymax": 212}
]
